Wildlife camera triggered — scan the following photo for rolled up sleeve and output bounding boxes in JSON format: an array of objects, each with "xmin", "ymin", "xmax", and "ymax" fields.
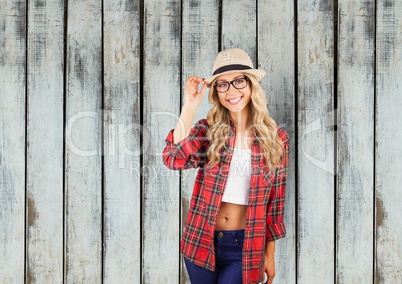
[
  {"xmin": 265, "ymin": 128, "xmax": 289, "ymax": 241},
  {"xmin": 162, "ymin": 119, "xmax": 209, "ymax": 170}
]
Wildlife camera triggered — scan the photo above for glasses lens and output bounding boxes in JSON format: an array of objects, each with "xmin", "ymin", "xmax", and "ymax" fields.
[
  {"xmin": 216, "ymin": 82, "xmax": 229, "ymax": 92},
  {"xmin": 234, "ymin": 78, "xmax": 246, "ymax": 89}
]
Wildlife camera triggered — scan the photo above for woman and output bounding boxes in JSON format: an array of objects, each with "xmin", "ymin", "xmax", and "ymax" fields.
[{"xmin": 163, "ymin": 48, "xmax": 289, "ymax": 284}]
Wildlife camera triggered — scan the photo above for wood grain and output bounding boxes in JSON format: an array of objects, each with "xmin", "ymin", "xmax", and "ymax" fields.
[
  {"xmin": 222, "ymin": 0, "xmax": 256, "ymax": 62},
  {"xmin": 103, "ymin": 0, "xmax": 141, "ymax": 282},
  {"xmin": 26, "ymin": 0, "xmax": 64, "ymax": 282},
  {"xmin": 258, "ymin": 0, "xmax": 296, "ymax": 282},
  {"xmin": 143, "ymin": 0, "xmax": 181, "ymax": 282},
  {"xmin": 3, "ymin": 1, "xmax": 402, "ymax": 282},
  {"xmin": 180, "ymin": 0, "xmax": 219, "ymax": 282},
  {"xmin": 337, "ymin": 0, "xmax": 375, "ymax": 282},
  {"xmin": 297, "ymin": 0, "xmax": 335, "ymax": 282},
  {"xmin": 65, "ymin": 0, "xmax": 102, "ymax": 282},
  {"xmin": 0, "ymin": 1, "xmax": 26, "ymax": 282},
  {"xmin": 375, "ymin": 0, "xmax": 402, "ymax": 282}
]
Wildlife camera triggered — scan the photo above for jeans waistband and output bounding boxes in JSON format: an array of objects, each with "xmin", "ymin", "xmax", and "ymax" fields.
[{"xmin": 214, "ymin": 229, "xmax": 245, "ymax": 239}]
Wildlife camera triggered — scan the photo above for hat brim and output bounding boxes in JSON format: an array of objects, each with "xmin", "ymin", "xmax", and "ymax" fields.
[{"xmin": 205, "ymin": 69, "xmax": 266, "ymax": 86}]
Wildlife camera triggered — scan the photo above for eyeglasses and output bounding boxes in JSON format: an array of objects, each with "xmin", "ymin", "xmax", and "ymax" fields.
[{"xmin": 214, "ymin": 77, "xmax": 249, "ymax": 93}]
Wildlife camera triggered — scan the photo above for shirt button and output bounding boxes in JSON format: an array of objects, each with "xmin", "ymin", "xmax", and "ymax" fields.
[{"xmin": 218, "ymin": 232, "xmax": 223, "ymax": 238}]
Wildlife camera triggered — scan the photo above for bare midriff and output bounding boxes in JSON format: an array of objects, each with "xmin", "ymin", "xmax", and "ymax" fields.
[{"xmin": 215, "ymin": 202, "xmax": 247, "ymax": 230}]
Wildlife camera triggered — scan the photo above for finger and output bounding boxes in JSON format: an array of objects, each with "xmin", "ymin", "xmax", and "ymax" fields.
[
  {"xmin": 186, "ymin": 78, "xmax": 200, "ymax": 90},
  {"xmin": 267, "ymin": 273, "xmax": 274, "ymax": 284},
  {"xmin": 189, "ymin": 76, "xmax": 202, "ymax": 84},
  {"xmin": 186, "ymin": 76, "xmax": 197, "ymax": 84},
  {"xmin": 189, "ymin": 77, "xmax": 202, "ymax": 86}
]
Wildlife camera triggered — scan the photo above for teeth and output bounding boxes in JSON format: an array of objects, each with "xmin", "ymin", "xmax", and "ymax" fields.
[{"xmin": 228, "ymin": 97, "xmax": 241, "ymax": 104}]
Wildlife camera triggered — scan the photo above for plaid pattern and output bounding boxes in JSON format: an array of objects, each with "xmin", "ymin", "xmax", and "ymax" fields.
[{"xmin": 163, "ymin": 119, "xmax": 289, "ymax": 284}]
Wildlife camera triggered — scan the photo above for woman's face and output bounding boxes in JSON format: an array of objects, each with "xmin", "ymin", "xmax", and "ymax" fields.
[{"xmin": 215, "ymin": 72, "xmax": 251, "ymax": 116}]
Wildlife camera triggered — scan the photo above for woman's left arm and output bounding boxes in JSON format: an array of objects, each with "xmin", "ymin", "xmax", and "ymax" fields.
[
  {"xmin": 264, "ymin": 129, "xmax": 289, "ymax": 283},
  {"xmin": 264, "ymin": 240, "xmax": 276, "ymax": 284}
]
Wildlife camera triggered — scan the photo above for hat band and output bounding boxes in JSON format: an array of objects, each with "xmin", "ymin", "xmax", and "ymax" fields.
[{"xmin": 213, "ymin": 64, "xmax": 252, "ymax": 75}]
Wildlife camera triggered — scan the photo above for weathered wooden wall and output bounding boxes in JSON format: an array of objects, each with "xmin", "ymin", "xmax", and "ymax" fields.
[{"xmin": 1, "ymin": 0, "xmax": 401, "ymax": 283}]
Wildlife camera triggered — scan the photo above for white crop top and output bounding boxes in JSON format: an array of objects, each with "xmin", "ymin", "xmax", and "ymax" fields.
[{"xmin": 222, "ymin": 148, "xmax": 252, "ymax": 205}]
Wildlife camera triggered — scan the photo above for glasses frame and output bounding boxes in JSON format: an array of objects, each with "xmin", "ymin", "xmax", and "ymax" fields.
[{"xmin": 213, "ymin": 77, "xmax": 249, "ymax": 93}]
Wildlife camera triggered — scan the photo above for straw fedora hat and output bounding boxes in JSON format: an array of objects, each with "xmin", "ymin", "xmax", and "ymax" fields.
[{"xmin": 204, "ymin": 48, "xmax": 266, "ymax": 86}]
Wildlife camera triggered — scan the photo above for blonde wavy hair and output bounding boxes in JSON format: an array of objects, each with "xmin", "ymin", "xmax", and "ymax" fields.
[{"xmin": 206, "ymin": 73, "xmax": 284, "ymax": 170}]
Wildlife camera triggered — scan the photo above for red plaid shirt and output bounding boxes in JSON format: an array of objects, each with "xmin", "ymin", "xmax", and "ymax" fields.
[{"xmin": 163, "ymin": 119, "xmax": 289, "ymax": 284}]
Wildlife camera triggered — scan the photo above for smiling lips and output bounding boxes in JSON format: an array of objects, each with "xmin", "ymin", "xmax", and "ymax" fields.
[{"xmin": 227, "ymin": 96, "xmax": 243, "ymax": 105}]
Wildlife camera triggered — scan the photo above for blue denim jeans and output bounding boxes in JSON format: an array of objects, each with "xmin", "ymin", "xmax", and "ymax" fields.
[{"xmin": 184, "ymin": 229, "xmax": 244, "ymax": 284}]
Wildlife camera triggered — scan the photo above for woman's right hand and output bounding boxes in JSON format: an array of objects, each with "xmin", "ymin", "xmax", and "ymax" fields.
[
  {"xmin": 183, "ymin": 76, "xmax": 208, "ymax": 108},
  {"xmin": 173, "ymin": 77, "xmax": 207, "ymax": 143}
]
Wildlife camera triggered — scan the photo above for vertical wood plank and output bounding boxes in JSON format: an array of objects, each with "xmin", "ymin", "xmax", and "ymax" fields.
[
  {"xmin": 103, "ymin": 0, "xmax": 141, "ymax": 282},
  {"xmin": 65, "ymin": 0, "xmax": 102, "ymax": 282},
  {"xmin": 222, "ymin": 0, "xmax": 256, "ymax": 61},
  {"xmin": 0, "ymin": 1, "xmax": 26, "ymax": 282},
  {"xmin": 26, "ymin": 0, "xmax": 64, "ymax": 282},
  {"xmin": 258, "ymin": 0, "xmax": 296, "ymax": 282},
  {"xmin": 181, "ymin": 0, "xmax": 219, "ymax": 282},
  {"xmin": 337, "ymin": 0, "xmax": 375, "ymax": 282},
  {"xmin": 297, "ymin": 0, "xmax": 335, "ymax": 282},
  {"xmin": 143, "ymin": 1, "xmax": 181, "ymax": 282},
  {"xmin": 376, "ymin": 0, "xmax": 402, "ymax": 282}
]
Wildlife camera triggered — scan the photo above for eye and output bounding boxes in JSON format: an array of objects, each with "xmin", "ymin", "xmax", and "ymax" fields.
[
  {"xmin": 235, "ymin": 78, "xmax": 245, "ymax": 85},
  {"xmin": 217, "ymin": 82, "xmax": 228, "ymax": 89}
]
